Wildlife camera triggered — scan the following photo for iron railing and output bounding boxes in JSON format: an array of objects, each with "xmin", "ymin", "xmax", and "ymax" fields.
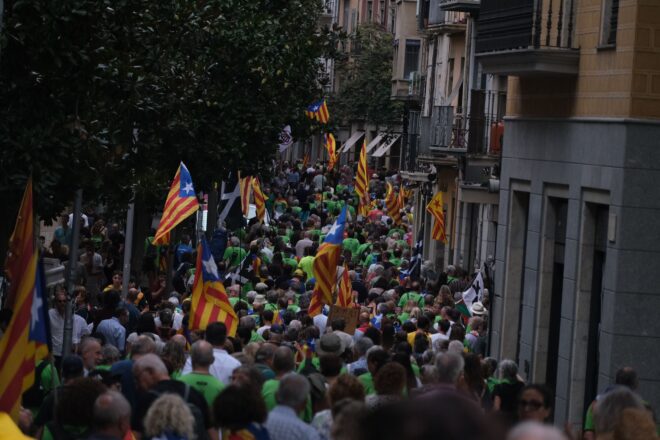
[{"xmin": 476, "ymin": 0, "xmax": 576, "ymax": 53}]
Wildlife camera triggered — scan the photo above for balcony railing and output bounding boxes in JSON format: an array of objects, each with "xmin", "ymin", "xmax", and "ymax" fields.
[
  {"xmin": 439, "ymin": 0, "xmax": 481, "ymax": 13},
  {"xmin": 475, "ymin": 0, "xmax": 579, "ymax": 75},
  {"xmin": 429, "ymin": 1, "xmax": 467, "ymax": 31}
]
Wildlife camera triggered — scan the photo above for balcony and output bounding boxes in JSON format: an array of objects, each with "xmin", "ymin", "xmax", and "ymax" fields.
[
  {"xmin": 475, "ymin": 0, "xmax": 579, "ymax": 76},
  {"xmin": 392, "ymin": 71, "xmax": 425, "ymax": 101},
  {"xmin": 439, "ymin": 0, "xmax": 481, "ymax": 13},
  {"xmin": 319, "ymin": 0, "xmax": 335, "ymax": 26},
  {"xmin": 428, "ymin": 2, "xmax": 467, "ymax": 33}
]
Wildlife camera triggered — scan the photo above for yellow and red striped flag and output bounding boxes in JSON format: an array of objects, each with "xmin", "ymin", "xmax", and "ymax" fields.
[
  {"xmin": 302, "ymin": 152, "xmax": 310, "ymax": 169},
  {"xmin": 305, "ymin": 99, "xmax": 330, "ymax": 124},
  {"xmin": 426, "ymin": 192, "xmax": 447, "ymax": 242},
  {"xmin": 239, "ymin": 174, "xmax": 252, "ymax": 218},
  {"xmin": 385, "ymin": 182, "xmax": 402, "ymax": 225},
  {"xmin": 325, "ymin": 133, "xmax": 338, "ymax": 171},
  {"xmin": 398, "ymin": 185, "xmax": 406, "ymax": 211},
  {"xmin": 335, "ymin": 263, "xmax": 353, "ymax": 307},
  {"xmin": 3, "ymin": 178, "xmax": 36, "ymax": 310},
  {"xmin": 190, "ymin": 239, "xmax": 238, "ymax": 335},
  {"xmin": 0, "ymin": 178, "xmax": 50, "ymax": 421},
  {"xmin": 251, "ymin": 177, "xmax": 266, "ymax": 223},
  {"xmin": 355, "ymin": 140, "xmax": 370, "ymax": 217},
  {"xmin": 152, "ymin": 162, "xmax": 200, "ymax": 245},
  {"xmin": 308, "ymin": 207, "xmax": 347, "ymax": 316}
]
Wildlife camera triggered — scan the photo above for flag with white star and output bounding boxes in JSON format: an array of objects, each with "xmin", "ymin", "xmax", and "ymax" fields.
[
  {"xmin": 190, "ymin": 238, "xmax": 238, "ymax": 335},
  {"xmin": 29, "ymin": 257, "xmax": 51, "ymax": 358},
  {"xmin": 308, "ymin": 206, "xmax": 347, "ymax": 316},
  {"xmin": 153, "ymin": 162, "xmax": 200, "ymax": 245}
]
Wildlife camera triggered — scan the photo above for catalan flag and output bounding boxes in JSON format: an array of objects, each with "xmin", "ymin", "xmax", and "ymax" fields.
[
  {"xmin": 302, "ymin": 152, "xmax": 310, "ymax": 169},
  {"xmin": 354, "ymin": 140, "xmax": 370, "ymax": 217},
  {"xmin": 0, "ymin": 178, "xmax": 49, "ymax": 421},
  {"xmin": 305, "ymin": 99, "xmax": 330, "ymax": 124},
  {"xmin": 426, "ymin": 191, "xmax": 447, "ymax": 243},
  {"xmin": 325, "ymin": 133, "xmax": 338, "ymax": 171},
  {"xmin": 3, "ymin": 178, "xmax": 35, "ymax": 310},
  {"xmin": 385, "ymin": 182, "xmax": 402, "ymax": 225},
  {"xmin": 308, "ymin": 206, "xmax": 347, "ymax": 316},
  {"xmin": 398, "ymin": 185, "xmax": 406, "ymax": 211},
  {"xmin": 239, "ymin": 174, "xmax": 252, "ymax": 218},
  {"xmin": 152, "ymin": 162, "xmax": 200, "ymax": 245},
  {"xmin": 336, "ymin": 263, "xmax": 352, "ymax": 307},
  {"xmin": 190, "ymin": 239, "xmax": 238, "ymax": 336},
  {"xmin": 251, "ymin": 177, "xmax": 266, "ymax": 223}
]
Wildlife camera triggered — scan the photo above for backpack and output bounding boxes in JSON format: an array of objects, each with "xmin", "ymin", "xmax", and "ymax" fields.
[{"xmin": 22, "ymin": 360, "xmax": 49, "ymax": 408}]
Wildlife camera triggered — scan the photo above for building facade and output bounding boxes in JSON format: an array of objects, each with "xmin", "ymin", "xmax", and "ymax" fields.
[{"xmin": 480, "ymin": 0, "xmax": 660, "ymax": 427}]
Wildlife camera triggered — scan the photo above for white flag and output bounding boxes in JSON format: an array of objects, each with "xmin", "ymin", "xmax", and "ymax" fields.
[
  {"xmin": 461, "ymin": 271, "xmax": 484, "ymax": 310},
  {"xmin": 278, "ymin": 125, "xmax": 293, "ymax": 153}
]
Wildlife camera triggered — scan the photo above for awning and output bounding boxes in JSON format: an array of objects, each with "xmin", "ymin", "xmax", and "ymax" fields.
[
  {"xmin": 365, "ymin": 133, "xmax": 385, "ymax": 153},
  {"xmin": 338, "ymin": 131, "xmax": 365, "ymax": 153},
  {"xmin": 372, "ymin": 134, "xmax": 400, "ymax": 157}
]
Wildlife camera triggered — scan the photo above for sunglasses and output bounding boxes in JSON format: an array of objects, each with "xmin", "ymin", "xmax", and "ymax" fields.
[{"xmin": 519, "ymin": 399, "xmax": 544, "ymax": 410}]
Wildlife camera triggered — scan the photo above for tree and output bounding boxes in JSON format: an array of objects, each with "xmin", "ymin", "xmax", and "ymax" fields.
[
  {"xmin": 0, "ymin": 0, "xmax": 335, "ymax": 261},
  {"xmin": 331, "ymin": 24, "xmax": 403, "ymax": 128}
]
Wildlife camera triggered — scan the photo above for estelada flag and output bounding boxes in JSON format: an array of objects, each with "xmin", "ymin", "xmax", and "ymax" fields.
[
  {"xmin": 355, "ymin": 140, "xmax": 370, "ymax": 217},
  {"xmin": 335, "ymin": 263, "xmax": 352, "ymax": 307},
  {"xmin": 153, "ymin": 162, "xmax": 200, "ymax": 245},
  {"xmin": 426, "ymin": 191, "xmax": 447, "ymax": 243},
  {"xmin": 239, "ymin": 173, "xmax": 252, "ymax": 218},
  {"xmin": 0, "ymin": 179, "xmax": 50, "ymax": 421},
  {"xmin": 190, "ymin": 239, "xmax": 238, "ymax": 335},
  {"xmin": 308, "ymin": 206, "xmax": 347, "ymax": 316},
  {"xmin": 305, "ymin": 99, "xmax": 330, "ymax": 124},
  {"xmin": 325, "ymin": 133, "xmax": 337, "ymax": 171},
  {"xmin": 385, "ymin": 182, "xmax": 402, "ymax": 225},
  {"xmin": 251, "ymin": 177, "xmax": 266, "ymax": 222},
  {"xmin": 3, "ymin": 178, "xmax": 35, "ymax": 310}
]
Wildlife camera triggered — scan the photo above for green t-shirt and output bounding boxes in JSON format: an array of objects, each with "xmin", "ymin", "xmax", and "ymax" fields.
[
  {"xmin": 223, "ymin": 246, "xmax": 247, "ymax": 268},
  {"xmin": 390, "ymin": 257, "xmax": 402, "ymax": 267},
  {"xmin": 398, "ymin": 292, "xmax": 424, "ymax": 308},
  {"xmin": 179, "ymin": 372, "xmax": 225, "ymax": 407},
  {"xmin": 262, "ymin": 379, "xmax": 281, "ymax": 411},
  {"xmin": 355, "ymin": 242, "xmax": 372, "ymax": 263},
  {"xmin": 342, "ymin": 238, "xmax": 360, "ymax": 256},
  {"xmin": 359, "ymin": 372, "xmax": 375, "ymax": 395},
  {"xmin": 262, "ymin": 378, "xmax": 313, "ymax": 422},
  {"xmin": 298, "ymin": 256, "xmax": 315, "ymax": 280},
  {"xmin": 388, "ymin": 228, "xmax": 406, "ymax": 238}
]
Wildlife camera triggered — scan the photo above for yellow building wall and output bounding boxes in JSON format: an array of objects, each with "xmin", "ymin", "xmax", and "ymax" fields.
[{"xmin": 506, "ymin": 0, "xmax": 660, "ymax": 120}]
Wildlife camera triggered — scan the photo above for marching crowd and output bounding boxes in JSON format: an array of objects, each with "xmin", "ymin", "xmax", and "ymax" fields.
[{"xmin": 2, "ymin": 160, "xmax": 657, "ymax": 440}]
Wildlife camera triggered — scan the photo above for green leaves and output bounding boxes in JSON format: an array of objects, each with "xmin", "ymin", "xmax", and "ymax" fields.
[
  {"xmin": 332, "ymin": 24, "xmax": 403, "ymax": 128},
  {"xmin": 0, "ymin": 0, "xmax": 335, "ymax": 220}
]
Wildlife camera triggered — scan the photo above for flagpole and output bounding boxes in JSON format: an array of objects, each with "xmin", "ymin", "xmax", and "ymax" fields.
[
  {"xmin": 121, "ymin": 199, "xmax": 135, "ymax": 298},
  {"xmin": 62, "ymin": 189, "xmax": 82, "ymax": 359}
]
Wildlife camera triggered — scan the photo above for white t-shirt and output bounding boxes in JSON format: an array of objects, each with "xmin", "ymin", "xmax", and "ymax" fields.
[{"xmin": 49, "ymin": 309, "xmax": 90, "ymax": 356}]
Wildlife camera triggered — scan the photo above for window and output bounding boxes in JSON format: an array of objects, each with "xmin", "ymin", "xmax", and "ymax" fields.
[
  {"xmin": 404, "ymin": 40, "xmax": 421, "ymax": 79},
  {"xmin": 368, "ymin": 0, "xmax": 373, "ymax": 22},
  {"xmin": 380, "ymin": 1, "xmax": 386, "ymax": 25},
  {"xmin": 390, "ymin": 6, "xmax": 396, "ymax": 34},
  {"xmin": 392, "ymin": 40, "xmax": 399, "ymax": 77},
  {"xmin": 446, "ymin": 57, "xmax": 455, "ymax": 96},
  {"xmin": 343, "ymin": 0, "xmax": 350, "ymax": 30},
  {"xmin": 600, "ymin": 0, "xmax": 619, "ymax": 46}
]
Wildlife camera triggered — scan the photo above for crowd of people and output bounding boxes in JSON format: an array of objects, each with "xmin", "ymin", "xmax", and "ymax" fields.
[{"xmin": 2, "ymin": 160, "xmax": 657, "ymax": 440}]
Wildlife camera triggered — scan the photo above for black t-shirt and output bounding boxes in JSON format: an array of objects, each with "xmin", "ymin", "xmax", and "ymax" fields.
[
  {"xmin": 132, "ymin": 379, "xmax": 211, "ymax": 433},
  {"xmin": 493, "ymin": 380, "xmax": 524, "ymax": 414}
]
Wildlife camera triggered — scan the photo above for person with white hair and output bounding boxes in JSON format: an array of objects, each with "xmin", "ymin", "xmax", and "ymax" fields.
[
  {"xmin": 132, "ymin": 354, "xmax": 211, "ymax": 439},
  {"xmin": 265, "ymin": 373, "xmax": 320, "ymax": 440},
  {"xmin": 507, "ymin": 421, "xmax": 568, "ymax": 440}
]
